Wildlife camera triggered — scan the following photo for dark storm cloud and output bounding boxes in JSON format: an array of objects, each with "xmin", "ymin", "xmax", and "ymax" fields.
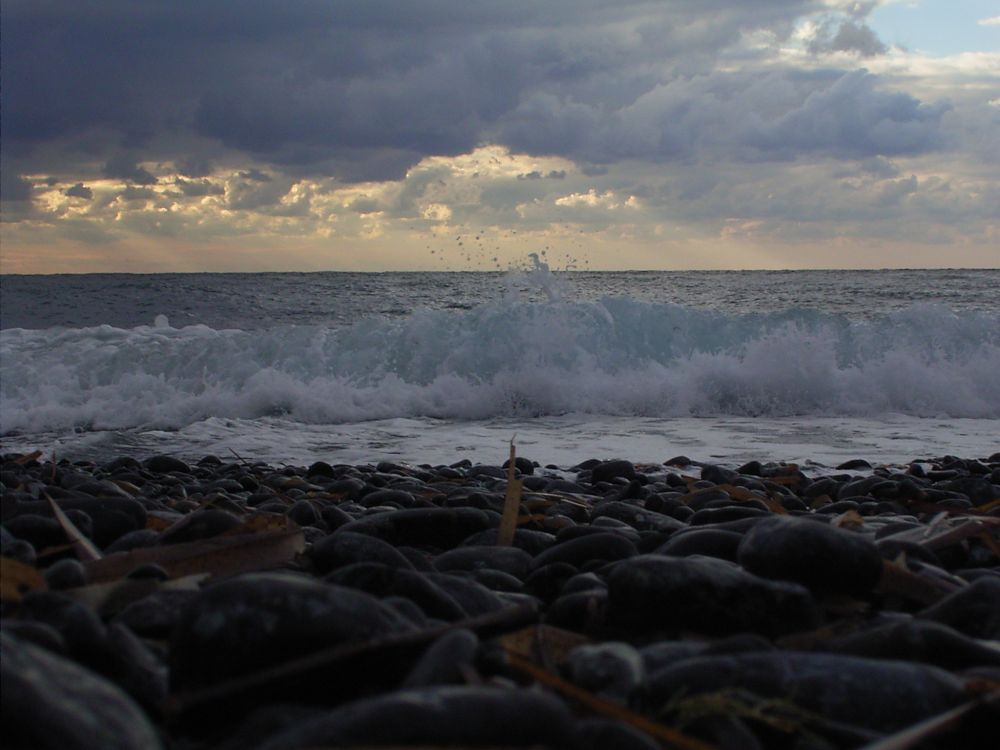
[
  {"xmin": 0, "ymin": 0, "xmax": 948, "ymax": 187},
  {"xmin": 102, "ymin": 155, "xmax": 158, "ymax": 185},
  {"xmin": 64, "ymin": 183, "xmax": 94, "ymax": 199},
  {"xmin": 499, "ymin": 70, "xmax": 947, "ymax": 162}
]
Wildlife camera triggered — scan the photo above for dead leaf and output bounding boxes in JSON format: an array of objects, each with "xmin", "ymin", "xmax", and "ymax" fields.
[
  {"xmin": 504, "ymin": 650, "xmax": 717, "ymax": 750},
  {"xmin": 762, "ymin": 497, "xmax": 788, "ymax": 514},
  {"xmin": 875, "ymin": 559, "xmax": 959, "ymax": 606},
  {"xmin": 976, "ymin": 531, "xmax": 1000, "ymax": 562},
  {"xmin": 44, "ymin": 491, "xmax": 102, "ymax": 562},
  {"xmin": 713, "ymin": 484, "xmax": 759, "ymax": 502},
  {"xmin": 83, "ymin": 528, "xmax": 305, "ymax": 583},
  {"xmin": 768, "ymin": 474, "xmax": 802, "ymax": 487},
  {"xmin": 12, "ymin": 450, "xmax": 43, "ymax": 465},
  {"xmin": 0, "ymin": 557, "xmax": 47, "ymax": 602},
  {"xmin": 146, "ymin": 510, "xmax": 183, "ymax": 531},
  {"xmin": 61, "ymin": 573, "xmax": 207, "ymax": 617},
  {"xmin": 856, "ymin": 694, "xmax": 997, "ymax": 750},
  {"xmin": 219, "ymin": 512, "xmax": 295, "ymax": 536},
  {"xmin": 831, "ymin": 510, "xmax": 866, "ymax": 529},
  {"xmin": 499, "ymin": 625, "xmax": 590, "ymax": 669},
  {"xmin": 497, "ymin": 439, "xmax": 522, "ymax": 547}
]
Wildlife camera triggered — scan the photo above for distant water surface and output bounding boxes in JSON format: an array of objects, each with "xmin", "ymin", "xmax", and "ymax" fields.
[{"xmin": 2, "ymin": 268, "xmax": 998, "ymax": 466}]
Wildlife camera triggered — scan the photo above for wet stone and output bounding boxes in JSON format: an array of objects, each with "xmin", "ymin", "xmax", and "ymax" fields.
[
  {"xmin": 256, "ymin": 685, "xmax": 583, "ymax": 750},
  {"xmin": 336, "ymin": 507, "xmax": 497, "ymax": 549},
  {"xmin": 918, "ymin": 576, "xmax": 1000, "ymax": 639},
  {"xmin": 433, "ymin": 545, "xmax": 532, "ymax": 579},
  {"xmin": 326, "ymin": 562, "xmax": 468, "ymax": 621},
  {"xmin": 606, "ymin": 554, "xmax": 821, "ymax": 638},
  {"xmin": 656, "ymin": 528, "xmax": 744, "ymax": 562},
  {"xmin": 737, "ymin": 514, "xmax": 883, "ymax": 595},
  {"xmin": 646, "ymin": 651, "xmax": 965, "ymax": 732},
  {"xmin": 308, "ymin": 530, "xmax": 416, "ymax": 574},
  {"xmin": 1, "ymin": 633, "xmax": 162, "ymax": 750},
  {"xmin": 565, "ymin": 641, "xmax": 644, "ymax": 704},
  {"xmin": 400, "ymin": 628, "xmax": 479, "ymax": 688},
  {"xmin": 170, "ymin": 571, "xmax": 414, "ymax": 689},
  {"xmin": 158, "ymin": 508, "xmax": 241, "ymax": 544},
  {"xmin": 531, "ymin": 532, "xmax": 639, "ymax": 570}
]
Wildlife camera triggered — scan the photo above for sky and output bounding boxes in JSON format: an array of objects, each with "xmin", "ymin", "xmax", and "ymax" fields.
[{"xmin": 1, "ymin": 1, "xmax": 998, "ymax": 273}]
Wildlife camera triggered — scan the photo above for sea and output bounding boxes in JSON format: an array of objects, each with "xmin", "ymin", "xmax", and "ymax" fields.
[{"xmin": 1, "ymin": 266, "xmax": 998, "ymax": 472}]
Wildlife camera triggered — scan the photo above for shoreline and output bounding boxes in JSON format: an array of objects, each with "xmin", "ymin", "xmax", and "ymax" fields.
[
  {"xmin": 2, "ymin": 449, "xmax": 998, "ymax": 749},
  {"xmin": 4, "ymin": 413, "xmax": 1000, "ymax": 477}
]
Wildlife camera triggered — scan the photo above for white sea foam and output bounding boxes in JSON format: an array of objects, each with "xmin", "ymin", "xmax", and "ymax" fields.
[{"xmin": 2, "ymin": 300, "xmax": 999, "ymax": 435}]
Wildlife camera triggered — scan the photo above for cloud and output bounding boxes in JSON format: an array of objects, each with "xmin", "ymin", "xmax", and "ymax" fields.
[
  {"xmin": 2, "ymin": 0, "xmax": 995, "ymax": 270},
  {"xmin": 807, "ymin": 20, "xmax": 887, "ymax": 57},
  {"xmin": 977, "ymin": 16, "xmax": 1000, "ymax": 27},
  {"xmin": 174, "ymin": 177, "xmax": 224, "ymax": 197},
  {"xmin": 498, "ymin": 69, "xmax": 948, "ymax": 162},
  {"xmin": 103, "ymin": 155, "xmax": 158, "ymax": 185},
  {"xmin": 1, "ymin": 0, "xmax": 866, "ymax": 185},
  {"xmin": 64, "ymin": 182, "xmax": 93, "ymax": 199}
]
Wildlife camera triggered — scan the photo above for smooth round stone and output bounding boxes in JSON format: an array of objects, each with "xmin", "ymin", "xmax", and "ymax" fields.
[
  {"xmin": 423, "ymin": 572, "xmax": 507, "ymax": 617},
  {"xmin": 591, "ymin": 500, "xmax": 686, "ymax": 534},
  {"xmin": 1, "ymin": 633, "xmax": 162, "ymax": 750},
  {"xmin": 336, "ymin": 507, "xmax": 497, "ymax": 549},
  {"xmin": 286, "ymin": 499, "xmax": 322, "ymax": 526},
  {"xmin": 462, "ymin": 528, "xmax": 556, "ymax": 555},
  {"xmin": 689, "ymin": 506, "xmax": 768, "ymax": 525},
  {"xmin": 171, "ymin": 572, "xmax": 415, "ymax": 689},
  {"xmin": 561, "ymin": 572, "xmax": 607, "ymax": 595},
  {"xmin": 576, "ymin": 718, "xmax": 659, "ymax": 750},
  {"xmin": 524, "ymin": 562, "xmax": 579, "ymax": 602},
  {"xmin": 606, "ymin": 554, "xmax": 821, "ymax": 638},
  {"xmin": 104, "ymin": 529, "xmax": 160, "ymax": 554},
  {"xmin": 4, "ymin": 514, "xmax": 66, "ymax": 550},
  {"xmin": 43, "ymin": 558, "xmax": 88, "ymax": 590},
  {"xmin": 2, "ymin": 537, "xmax": 38, "ymax": 565},
  {"xmin": 461, "ymin": 568, "xmax": 524, "ymax": 592},
  {"xmin": 433, "ymin": 546, "xmax": 532, "ymax": 579},
  {"xmin": 545, "ymin": 589, "xmax": 608, "ymax": 632},
  {"xmin": 820, "ymin": 618, "xmax": 1000, "ymax": 671},
  {"xmin": 646, "ymin": 651, "xmax": 965, "ymax": 732},
  {"xmin": 309, "ymin": 531, "xmax": 416, "ymax": 574},
  {"xmin": 737, "ymin": 515, "xmax": 883, "ymax": 595},
  {"xmin": 144, "ymin": 455, "xmax": 191, "ymax": 474},
  {"xmin": 565, "ymin": 642, "xmax": 644, "ymax": 704},
  {"xmin": 401, "ymin": 629, "xmax": 479, "ymax": 688},
  {"xmin": 158, "ymin": 509, "xmax": 241, "ymax": 545},
  {"xmin": 326, "ymin": 563, "xmax": 467, "ymax": 621},
  {"xmin": 531, "ymin": 532, "xmax": 638, "ymax": 571},
  {"xmin": 54, "ymin": 497, "xmax": 147, "ymax": 548},
  {"xmin": 556, "ymin": 524, "xmax": 640, "ymax": 545},
  {"xmin": 358, "ymin": 489, "xmax": 419, "ymax": 508},
  {"xmin": 918, "ymin": 577, "xmax": 1000, "ymax": 639},
  {"xmin": 18, "ymin": 592, "xmax": 111, "ymax": 673},
  {"xmin": 655, "ymin": 528, "xmax": 743, "ymax": 561},
  {"xmin": 0, "ymin": 620, "xmax": 68, "ymax": 654},
  {"xmin": 589, "ymin": 460, "xmax": 636, "ymax": 484},
  {"xmin": 256, "ymin": 686, "xmax": 582, "ymax": 750},
  {"xmin": 115, "ymin": 590, "xmax": 201, "ymax": 639}
]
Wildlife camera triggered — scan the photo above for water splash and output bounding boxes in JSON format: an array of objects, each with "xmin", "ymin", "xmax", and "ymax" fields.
[
  {"xmin": 2, "ymin": 300, "xmax": 998, "ymax": 434},
  {"xmin": 501, "ymin": 252, "xmax": 572, "ymax": 303}
]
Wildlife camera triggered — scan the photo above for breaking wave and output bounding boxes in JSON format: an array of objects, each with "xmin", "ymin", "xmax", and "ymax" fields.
[{"xmin": 2, "ymin": 299, "xmax": 999, "ymax": 434}]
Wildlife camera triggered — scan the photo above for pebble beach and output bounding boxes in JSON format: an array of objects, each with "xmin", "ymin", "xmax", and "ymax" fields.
[{"xmin": 2, "ymin": 448, "xmax": 998, "ymax": 750}]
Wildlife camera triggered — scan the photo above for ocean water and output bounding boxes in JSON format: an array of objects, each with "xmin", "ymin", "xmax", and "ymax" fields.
[{"xmin": 2, "ymin": 267, "xmax": 998, "ymax": 469}]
